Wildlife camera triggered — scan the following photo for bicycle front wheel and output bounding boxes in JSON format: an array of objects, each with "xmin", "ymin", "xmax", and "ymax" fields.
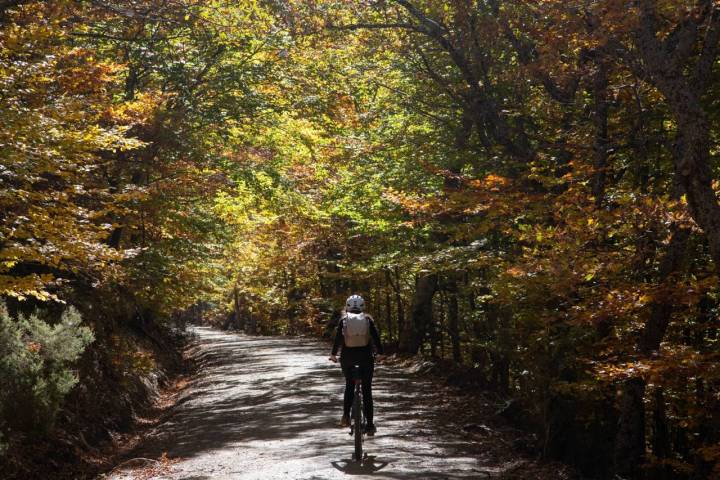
[{"xmin": 353, "ymin": 386, "xmax": 363, "ymax": 462}]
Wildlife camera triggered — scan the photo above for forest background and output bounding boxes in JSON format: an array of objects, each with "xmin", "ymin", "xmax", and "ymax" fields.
[{"xmin": 0, "ymin": 1, "xmax": 719, "ymax": 479}]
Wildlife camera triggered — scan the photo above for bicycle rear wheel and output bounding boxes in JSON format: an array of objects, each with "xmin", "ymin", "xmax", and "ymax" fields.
[{"xmin": 352, "ymin": 384, "xmax": 363, "ymax": 462}]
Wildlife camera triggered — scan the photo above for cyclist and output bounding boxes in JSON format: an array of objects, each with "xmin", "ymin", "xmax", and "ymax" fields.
[{"xmin": 329, "ymin": 294, "xmax": 384, "ymax": 436}]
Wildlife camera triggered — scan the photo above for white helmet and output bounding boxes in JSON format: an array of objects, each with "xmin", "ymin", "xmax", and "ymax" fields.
[{"xmin": 346, "ymin": 294, "xmax": 365, "ymax": 312}]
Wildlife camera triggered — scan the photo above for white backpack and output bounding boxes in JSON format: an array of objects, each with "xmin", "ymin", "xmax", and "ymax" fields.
[{"xmin": 343, "ymin": 312, "xmax": 370, "ymax": 347}]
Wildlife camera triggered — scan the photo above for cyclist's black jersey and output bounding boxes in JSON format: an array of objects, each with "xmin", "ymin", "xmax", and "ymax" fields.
[{"xmin": 331, "ymin": 314, "xmax": 383, "ymax": 366}]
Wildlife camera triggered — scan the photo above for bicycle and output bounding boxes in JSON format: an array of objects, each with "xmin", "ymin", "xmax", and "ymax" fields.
[
  {"xmin": 329, "ymin": 354, "xmax": 382, "ymax": 462},
  {"xmin": 348, "ymin": 364, "xmax": 365, "ymax": 462}
]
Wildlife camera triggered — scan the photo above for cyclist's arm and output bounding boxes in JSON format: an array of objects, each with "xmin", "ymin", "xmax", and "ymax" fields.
[
  {"xmin": 367, "ymin": 316, "xmax": 384, "ymax": 355},
  {"xmin": 331, "ymin": 317, "xmax": 344, "ymax": 356}
]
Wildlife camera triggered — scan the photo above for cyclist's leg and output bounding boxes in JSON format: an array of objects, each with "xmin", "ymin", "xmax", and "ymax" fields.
[
  {"xmin": 341, "ymin": 364, "xmax": 353, "ymax": 419},
  {"xmin": 361, "ymin": 360, "xmax": 375, "ymax": 426}
]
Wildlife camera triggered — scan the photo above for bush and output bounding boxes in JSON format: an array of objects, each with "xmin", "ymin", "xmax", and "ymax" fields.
[{"xmin": 0, "ymin": 302, "xmax": 94, "ymax": 440}]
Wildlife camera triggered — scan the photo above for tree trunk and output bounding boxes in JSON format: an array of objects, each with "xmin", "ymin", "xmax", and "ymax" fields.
[
  {"xmin": 389, "ymin": 266, "xmax": 405, "ymax": 347},
  {"xmin": 632, "ymin": 6, "xmax": 720, "ymax": 273},
  {"xmin": 651, "ymin": 386, "xmax": 670, "ymax": 460},
  {"xmin": 464, "ymin": 271, "xmax": 476, "ymax": 311},
  {"xmin": 430, "ymin": 292, "xmax": 441, "ymax": 358},
  {"xmin": 399, "ymin": 273, "xmax": 437, "ymax": 354},
  {"xmin": 384, "ymin": 269, "xmax": 395, "ymax": 341},
  {"xmin": 233, "ymin": 286, "xmax": 244, "ymax": 331},
  {"xmin": 247, "ymin": 305, "xmax": 256, "ymax": 335},
  {"xmin": 591, "ymin": 62, "xmax": 610, "ymax": 206},
  {"xmin": 490, "ymin": 354, "xmax": 510, "ymax": 394},
  {"xmin": 614, "ymin": 376, "xmax": 646, "ymax": 478},
  {"xmin": 639, "ymin": 226, "xmax": 689, "ymax": 353},
  {"xmin": 615, "ymin": 225, "xmax": 689, "ymax": 476},
  {"xmin": 446, "ymin": 280, "xmax": 461, "ymax": 363},
  {"xmin": 671, "ymin": 110, "xmax": 720, "ymax": 272},
  {"xmin": 630, "ymin": 82, "xmax": 650, "ymax": 193}
]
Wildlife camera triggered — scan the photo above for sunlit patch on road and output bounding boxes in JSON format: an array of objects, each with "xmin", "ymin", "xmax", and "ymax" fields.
[{"xmin": 104, "ymin": 327, "xmax": 550, "ymax": 479}]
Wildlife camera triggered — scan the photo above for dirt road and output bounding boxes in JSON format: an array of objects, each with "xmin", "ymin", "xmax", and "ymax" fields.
[{"xmin": 105, "ymin": 326, "xmax": 572, "ymax": 480}]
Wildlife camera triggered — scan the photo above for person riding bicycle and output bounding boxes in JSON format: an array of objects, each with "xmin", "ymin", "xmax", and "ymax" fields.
[{"xmin": 329, "ymin": 294, "xmax": 383, "ymax": 436}]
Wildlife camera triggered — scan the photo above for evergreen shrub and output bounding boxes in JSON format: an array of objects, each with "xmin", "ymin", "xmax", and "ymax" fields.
[{"xmin": 0, "ymin": 302, "xmax": 94, "ymax": 445}]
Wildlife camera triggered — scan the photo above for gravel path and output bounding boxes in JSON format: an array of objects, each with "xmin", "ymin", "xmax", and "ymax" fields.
[{"xmin": 104, "ymin": 326, "xmax": 564, "ymax": 480}]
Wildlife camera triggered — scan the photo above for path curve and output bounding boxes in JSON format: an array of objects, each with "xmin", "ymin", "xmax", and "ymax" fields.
[{"xmin": 106, "ymin": 326, "xmax": 569, "ymax": 480}]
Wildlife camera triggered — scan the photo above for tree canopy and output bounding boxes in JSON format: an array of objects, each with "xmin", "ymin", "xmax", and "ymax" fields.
[{"xmin": 1, "ymin": 1, "xmax": 719, "ymax": 478}]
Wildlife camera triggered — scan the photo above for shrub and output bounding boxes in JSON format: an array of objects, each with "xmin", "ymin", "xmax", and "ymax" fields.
[{"xmin": 0, "ymin": 302, "xmax": 94, "ymax": 441}]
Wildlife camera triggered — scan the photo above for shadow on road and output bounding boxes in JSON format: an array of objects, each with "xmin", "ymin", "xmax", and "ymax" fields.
[
  {"xmin": 108, "ymin": 327, "xmax": 524, "ymax": 479},
  {"xmin": 331, "ymin": 456, "xmax": 389, "ymax": 474}
]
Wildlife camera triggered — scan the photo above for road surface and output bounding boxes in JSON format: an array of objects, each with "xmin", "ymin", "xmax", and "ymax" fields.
[{"xmin": 105, "ymin": 326, "xmax": 572, "ymax": 480}]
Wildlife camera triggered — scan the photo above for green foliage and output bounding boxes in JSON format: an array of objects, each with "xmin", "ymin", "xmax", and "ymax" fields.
[
  {"xmin": 0, "ymin": 303, "xmax": 94, "ymax": 437},
  {"xmin": 1, "ymin": 0, "xmax": 719, "ymax": 477}
]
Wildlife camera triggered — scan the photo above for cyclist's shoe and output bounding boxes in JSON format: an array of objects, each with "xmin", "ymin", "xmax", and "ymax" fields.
[
  {"xmin": 340, "ymin": 415, "xmax": 350, "ymax": 428},
  {"xmin": 365, "ymin": 424, "xmax": 377, "ymax": 436}
]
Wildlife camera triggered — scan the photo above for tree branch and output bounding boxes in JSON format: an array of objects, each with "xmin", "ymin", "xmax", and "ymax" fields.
[
  {"xmin": 634, "ymin": 0, "xmax": 665, "ymax": 77},
  {"xmin": 71, "ymin": 31, "xmax": 147, "ymax": 42},
  {"xmin": 663, "ymin": 16, "xmax": 699, "ymax": 72},
  {"xmin": 695, "ymin": 6, "xmax": 720, "ymax": 89},
  {"xmin": 415, "ymin": 46, "xmax": 464, "ymax": 105},
  {"xmin": 391, "ymin": 0, "xmax": 448, "ymax": 35},
  {"xmin": 327, "ymin": 22, "xmax": 420, "ymax": 32}
]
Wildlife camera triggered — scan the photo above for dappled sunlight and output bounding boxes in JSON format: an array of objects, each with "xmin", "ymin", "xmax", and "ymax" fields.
[
  {"xmin": 108, "ymin": 327, "xmax": 493, "ymax": 479},
  {"xmin": 3, "ymin": 2, "xmax": 716, "ymax": 479}
]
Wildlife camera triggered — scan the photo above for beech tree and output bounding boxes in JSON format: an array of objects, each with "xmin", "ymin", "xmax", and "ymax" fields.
[{"xmin": 1, "ymin": 1, "xmax": 718, "ymax": 478}]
